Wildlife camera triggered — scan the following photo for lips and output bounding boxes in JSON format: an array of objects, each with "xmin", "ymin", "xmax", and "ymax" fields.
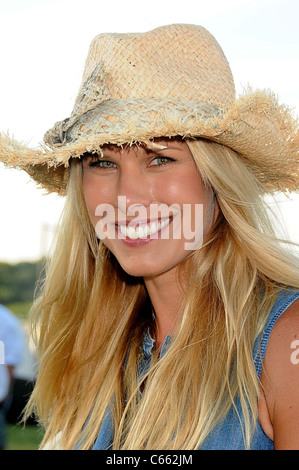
[{"xmin": 116, "ymin": 217, "xmax": 171, "ymax": 240}]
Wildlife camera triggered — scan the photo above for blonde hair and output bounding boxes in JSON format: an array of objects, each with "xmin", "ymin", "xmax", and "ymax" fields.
[{"xmin": 25, "ymin": 138, "xmax": 299, "ymax": 449}]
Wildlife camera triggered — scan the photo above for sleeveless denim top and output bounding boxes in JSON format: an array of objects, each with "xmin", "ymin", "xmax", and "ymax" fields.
[{"xmin": 92, "ymin": 289, "xmax": 299, "ymax": 450}]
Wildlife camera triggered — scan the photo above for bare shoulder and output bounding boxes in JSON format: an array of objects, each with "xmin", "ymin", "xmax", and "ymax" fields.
[
  {"xmin": 260, "ymin": 297, "xmax": 299, "ymax": 449},
  {"xmin": 266, "ymin": 296, "xmax": 299, "ymax": 360}
]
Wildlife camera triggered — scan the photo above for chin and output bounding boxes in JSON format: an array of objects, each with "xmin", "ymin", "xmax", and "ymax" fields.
[
  {"xmin": 118, "ymin": 257, "xmax": 182, "ymax": 279},
  {"xmin": 119, "ymin": 263, "xmax": 160, "ymax": 278}
]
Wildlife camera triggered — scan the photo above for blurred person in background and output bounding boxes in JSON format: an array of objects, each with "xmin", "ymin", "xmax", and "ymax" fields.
[{"xmin": 0, "ymin": 304, "xmax": 23, "ymax": 450}]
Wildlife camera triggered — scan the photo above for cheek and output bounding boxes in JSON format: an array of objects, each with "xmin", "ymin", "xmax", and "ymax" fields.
[
  {"xmin": 82, "ymin": 186, "xmax": 97, "ymax": 225},
  {"xmin": 82, "ymin": 175, "xmax": 110, "ymax": 227},
  {"xmin": 182, "ymin": 179, "xmax": 215, "ymax": 232},
  {"xmin": 166, "ymin": 174, "xmax": 210, "ymax": 208}
]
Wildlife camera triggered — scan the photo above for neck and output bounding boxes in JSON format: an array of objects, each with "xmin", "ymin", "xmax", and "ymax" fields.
[{"xmin": 143, "ymin": 268, "xmax": 186, "ymax": 348}]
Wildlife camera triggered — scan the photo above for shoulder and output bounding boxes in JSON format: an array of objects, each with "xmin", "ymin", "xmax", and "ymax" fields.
[
  {"xmin": 260, "ymin": 297, "xmax": 299, "ymax": 449},
  {"xmin": 265, "ymin": 296, "xmax": 299, "ymax": 371}
]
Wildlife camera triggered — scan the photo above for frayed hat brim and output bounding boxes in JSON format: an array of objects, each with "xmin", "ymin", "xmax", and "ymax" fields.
[{"xmin": 1, "ymin": 88, "xmax": 298, "ymax": 196}]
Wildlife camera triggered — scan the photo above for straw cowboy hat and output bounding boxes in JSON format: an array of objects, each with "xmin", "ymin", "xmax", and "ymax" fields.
[{"xmin": 0, "ymin": 24, "xmax": 298, "ymax": 195}]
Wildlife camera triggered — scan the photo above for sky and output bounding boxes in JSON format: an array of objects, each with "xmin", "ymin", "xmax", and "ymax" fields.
[{"xmin": 0, "ymin": 0, "xmax": 298, "ymax": 262}]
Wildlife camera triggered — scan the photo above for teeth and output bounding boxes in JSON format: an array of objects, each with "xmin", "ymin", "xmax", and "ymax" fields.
[
  {"xmin": 151, "ymin": 222, "xmax": 157, "ymax": 234},
  {"xmin": 120, "ymin": 218, "xmax": 170, "ymax": 239}
]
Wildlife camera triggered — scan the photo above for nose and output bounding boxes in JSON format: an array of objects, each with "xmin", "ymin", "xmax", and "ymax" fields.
[{"xmin": 115, "ymin": 161, "xmax": 153, "ymax": 215}]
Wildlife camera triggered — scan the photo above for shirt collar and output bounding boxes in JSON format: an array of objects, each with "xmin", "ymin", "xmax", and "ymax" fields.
[{"xmin": 142, "ymin": 328, "xmax": 172, "ymax": 359}]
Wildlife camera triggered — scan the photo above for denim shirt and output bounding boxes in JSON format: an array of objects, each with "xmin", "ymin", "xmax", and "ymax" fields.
[{"xmin": 92, "ymin": 289, "xmax": 299, "ymax": 450}]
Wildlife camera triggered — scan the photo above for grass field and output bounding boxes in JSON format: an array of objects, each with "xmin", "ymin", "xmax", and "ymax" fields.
[{"xmin": 6, "ymin": 424, "xmax": 43, "ymax": 450}]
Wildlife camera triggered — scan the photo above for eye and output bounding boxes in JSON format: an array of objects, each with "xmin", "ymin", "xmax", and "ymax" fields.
[
  {"xmin": 150, "ymin": 156, "xmax": 175, "ymax": 166},
  {"xmin": 88, "ymin": 159, "xmax": 117, "ymax": 169}
]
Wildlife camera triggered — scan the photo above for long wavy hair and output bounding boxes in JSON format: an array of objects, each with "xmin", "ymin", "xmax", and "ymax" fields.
[{"xmin": 24, "ymin": 138, "xmax": 299, "ymax": 449}]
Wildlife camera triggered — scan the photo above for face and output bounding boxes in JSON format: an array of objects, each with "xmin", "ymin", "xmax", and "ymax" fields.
[{"xmin": 82, "ymin": 138, "xmax": 215, "ymax": 278}]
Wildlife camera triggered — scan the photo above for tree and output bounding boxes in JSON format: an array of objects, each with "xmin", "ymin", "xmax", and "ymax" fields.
[{"xmin": 0, "ymin": 259, "xmax": 45, "ymax": 305}]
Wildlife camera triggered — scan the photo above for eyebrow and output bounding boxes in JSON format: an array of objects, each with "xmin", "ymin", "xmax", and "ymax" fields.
[
  {"xmin": 145, "ymin": 141, "xmax": 168, "ymax": 151},
  {"xmin": 100, "ymin": 144, "xmax": 171, "ymax": 156},
  {"xmin": 87, "ymin": 140, "xmax": 183, "ymax": 160},
  {"xmin": 144, "ymin": 142, "xmax": 187, "ymax": 153}
]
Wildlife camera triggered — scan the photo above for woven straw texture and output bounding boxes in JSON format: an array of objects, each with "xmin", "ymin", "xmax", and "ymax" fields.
[{"xmin": 0, "ymin": 24, "xmax": 298, "ymax": 195}]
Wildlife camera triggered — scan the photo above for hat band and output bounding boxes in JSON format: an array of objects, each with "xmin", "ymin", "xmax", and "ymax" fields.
[{"xmin": 44, "ymin": 98, "xmax": 222, "ymax": 148}]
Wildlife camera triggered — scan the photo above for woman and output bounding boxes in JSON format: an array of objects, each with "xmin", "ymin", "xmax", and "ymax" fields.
[{"xmin": 1, "ymin": 24, "xmax": 299, "ymax": 450}]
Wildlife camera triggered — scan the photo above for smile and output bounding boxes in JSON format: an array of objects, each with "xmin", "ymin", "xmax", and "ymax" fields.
[{"xmin": 118, "ymin": 218, "xmax": 171, "ymax": 240}]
